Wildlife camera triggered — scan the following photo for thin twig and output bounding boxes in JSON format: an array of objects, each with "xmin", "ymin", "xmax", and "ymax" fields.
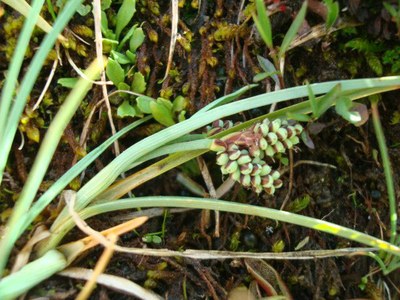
[
  {"xmin": 33, "ymin": 43, "xmax": 60, "ymax": 111},
  {"xmin": 197, "ymin": 157, "xmax": 220, "ymax": 237},
  {"xmin": 76, "ymin": 234, "xmax": 117, "ymax": 300},
  {"xmin": 59, "ymin": 268, "xmax": 162, "ymax": 300},
  {"xmin": 65, "ymin": 50, "xmax": 112, "ymax": 85},
  {"xmin": 280, "ymin": 159, "xmax": 337, "ymax": 175},
  {"xmin": 161, "ymin": 0, "xmax": 178, "ymax": 82},
  {"xmin": 93, "ymin": 0, "xmax": 120, "ymax": 157}
]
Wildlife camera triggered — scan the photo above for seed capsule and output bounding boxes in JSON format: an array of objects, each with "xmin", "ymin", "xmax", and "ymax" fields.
[
  {"xmin": 270, "ymin": 119, "xmax": 282, "ymax": 132},
  {"xmin": 286, "ymin": 126, "xmax": 296, "ymax": 139},
  {"xmin": 251, "ymin": 174, "xmax": 261, "ymax": 187},
  {"xmin": 252, "ymin": 123, "xmax": 261, "ymax": 134},
  {"xmin": 228, "ymin": 149, "xmax": 241, "ymax": 160},
  {"xmin": 259, "ymin": 137, "xmax": 268, "ymax": 150},
  {"xmin": 289, "ymin": 136, "xmax": 300, "ymax": 145},
  {"xmin": 240, "ymin": 174, "xmax": 251, "ymax": 187},
  {"xmin": 240, "ymin": 163, "xmax": 253, "ymax": 175},
  {"xmin": 216, "ymin": 152, "xmax": 229, "ymax": 165},
  {"xmin": 262, "ymin": 118, "xmax": 271, "ymax": 126},
  {"xmin": 212, "ymin": 120, "xmax": 224, "ymax": 128},
  {"xmin": 249, "ymin": 146, "xmax": 261, "ymax": 157},
  {"xmin": 271, "ymin": 170, "xmax": 280, "ymax": 180},
  {"xmin": 294, "ymin": 124, "xmax": 303, "ymax": 135},
  {"xmin": 282, "ymin": 139, "xmax": 293, "ymax": 149},
  {"xmin": 273, "ymin": 179, "xmax": 283, "ymax": 188},
  {"xmin": 220, "ymin": 165, "xmax": 228, "ymax": 175},
  {"xmin": 265, "ymin": 186, "xmax": 275, "ymax": 195},
  {"xmin": 260, "ymin": 164, "xmax": 272, "ymax": 176},
  {"xmin": 261, "ymin": 175, "xmax": 273, "ymax": 188},
  {"xmin": 260, "ymin": 123, "xmax": 269, "ymax": 136},
  {"xmin": 273, "ymin": 141, "xmax": 285, "ymax": 153},
  {"xmin": 251, "ymin": 164, "xmax": 262, "ymax": 176},
  {"xmin": 265, "ymin": 145, "xmax": 275, "ymax": 157},
  {"xmin": 276, "ymin": 127, "xmax": 288, "ymax": 141},
  {"xmin": 225, "ymin": 160, "xmax": 238, "ymax": 173},
  {"xmin": 210, "ymin": 139, "xmax": 227, "ymax": 152},
  {"xmin": 266, "ymin": 132, "xmax": 278, "ymax": 145},
  {"xmin": 237, "ymin": 154, "xmax": 252, "ymax": 165},
  {"xmin": 230, "ymin": 169, "xmax": 241, "ymax": 181},
  {"xmin": 254, "ymin": 185, "xmax": 263, "ymax": 194}
]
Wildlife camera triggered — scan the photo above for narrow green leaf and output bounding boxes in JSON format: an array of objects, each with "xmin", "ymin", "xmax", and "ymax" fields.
[
  {"xmin": 324, "ymin": 0, "xmax": 339, "ymax": 29},
  {"xmin": 106, "ymin": 58, "xmax": 125, "ymax": 86},
  {"xmin": 286, "ymin": 112, "xmax": 311, "ymax": 122},
  {"xmin": 131, "ymin": 72, "xmax": 146, "ymax": 93},
  {"xmin": 117, "ymin": 100, "xmax": 136, "ymax": 118},
  {"xmin": 279, "ymin": 0, "xmax": 308, "ymax": 58},
  {"xmin": 253, "ymin": 0, "xmax": 273, "ymax": 49},
  {"xmin": 130, "ymin": 27, "xmax": 145, "ymax": 52},
  {"xmin": 115, "ymin": 0, "xmax": 136, "ymax": 39},
  {"xmin": 315, "ymin": 83, "xmax": 341, "ymax": 117},
  {"xmin": 117, "ymin": 25, "xmax": 136, "ymax": 51},
  {"xmin": 136, "ymin": 95, "xmax": 155, "ymax": 114},
  {"xmin": 256, "ymin": 55, "xmax": 280, "ymax": 85},
  {"xmin": 150, "ymin": 101, "xmax": 176, "ymax": 127},
  {"xmin": 306, "ymin": 82, "xmax": 318, "ymax": 117}
]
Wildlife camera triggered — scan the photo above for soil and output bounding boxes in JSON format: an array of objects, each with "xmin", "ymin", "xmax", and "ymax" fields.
[{"xmin": 1, "ymin": 0, "xmax": 400, "ymax": 299}]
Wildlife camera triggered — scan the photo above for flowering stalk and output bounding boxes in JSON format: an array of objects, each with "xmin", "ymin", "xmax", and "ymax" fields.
[{"xmin": 210, "ymin": 118, "xmax": 303, "ymax": 194}]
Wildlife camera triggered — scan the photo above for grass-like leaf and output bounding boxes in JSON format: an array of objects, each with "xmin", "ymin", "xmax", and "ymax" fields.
[
  {"xmin": 279, "ymin": 0, "xmax": 308, "ymax": 59},
  {"xmin": 253, "ymin": 0, "xmax": 273, "ymax": 49}
]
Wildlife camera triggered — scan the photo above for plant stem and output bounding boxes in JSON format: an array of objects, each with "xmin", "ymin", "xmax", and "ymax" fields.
[{"xmin": 370, "ymin": 100, "xmax": 398, "ymax": 245}]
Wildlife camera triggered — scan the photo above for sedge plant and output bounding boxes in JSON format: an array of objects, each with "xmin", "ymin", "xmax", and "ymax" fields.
[{"xmin": 0, "ymin": 1, "xmax": 400, "ymax": 299}]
